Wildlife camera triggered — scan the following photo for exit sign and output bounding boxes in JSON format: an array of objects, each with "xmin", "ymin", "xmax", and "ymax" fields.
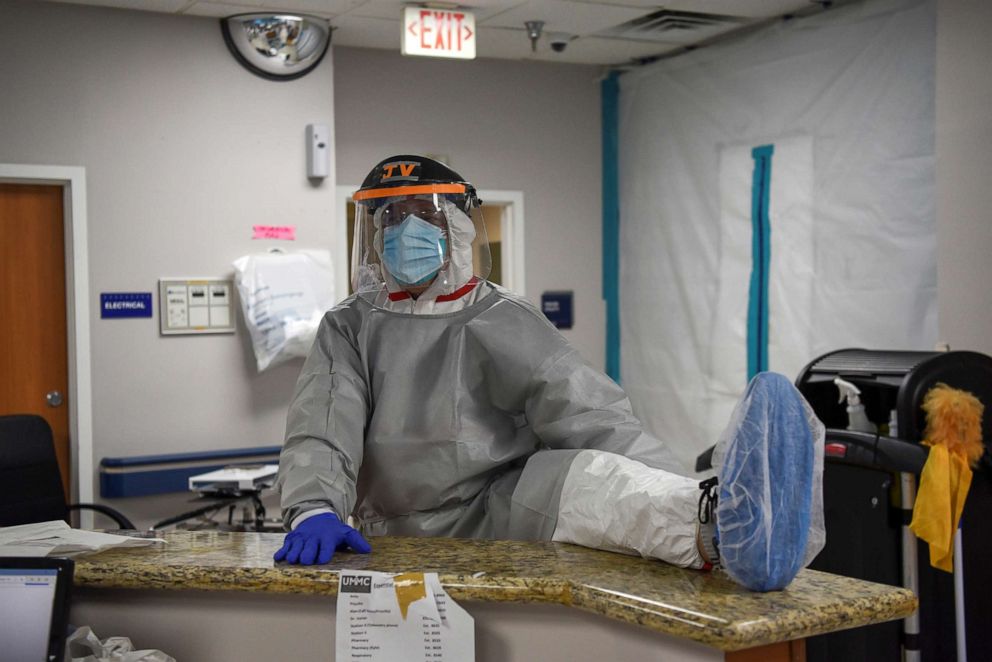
[{"xmin": 402, "ymin": 7, "xmax": 476, "ymax": 60}]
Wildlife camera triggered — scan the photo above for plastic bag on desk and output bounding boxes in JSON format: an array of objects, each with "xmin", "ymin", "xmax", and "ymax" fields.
[
  {"xmin": 66, "ymin": 626, "xmax": 176, "ymax": 662},
  {"xmin": 233, "ymin": 250, "xmax": 335, "ymax": 372}
]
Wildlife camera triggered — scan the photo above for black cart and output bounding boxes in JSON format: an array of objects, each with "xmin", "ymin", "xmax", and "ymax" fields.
[{"xmin": 796, "ymin": 349, "xmax": 992, "ymax": 662}]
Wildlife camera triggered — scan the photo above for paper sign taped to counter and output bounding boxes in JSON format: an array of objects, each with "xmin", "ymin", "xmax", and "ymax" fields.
[{"xmin": 336, "ymin": 570, "xmax": 474, "ymax": 661}]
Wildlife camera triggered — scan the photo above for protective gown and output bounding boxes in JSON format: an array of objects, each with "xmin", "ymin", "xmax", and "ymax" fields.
[
  {"xmin": 277, "ymin": 157, "xmax": 824, "ymax": 586},
  {"xmin": 278, "ymin": 181, "xmax": 715, "ymax": 570},
  {"xmin": 277, "ymin": 282, "xmax": 708, "ymax": 568}
]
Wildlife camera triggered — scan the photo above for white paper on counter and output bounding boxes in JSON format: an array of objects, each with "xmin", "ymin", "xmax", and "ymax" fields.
[
  {"xmin": 0, "ymin": 520, "xmax": 165, "ymax": 556},
  {"xmin": 335, "ymin": 570, "xmax": 474, "ymax": 662}
]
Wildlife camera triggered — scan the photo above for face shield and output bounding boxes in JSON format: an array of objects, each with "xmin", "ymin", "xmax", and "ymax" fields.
[{"xmin": 351, "ymin": 189, "xmax": 491, "ymax": 300}]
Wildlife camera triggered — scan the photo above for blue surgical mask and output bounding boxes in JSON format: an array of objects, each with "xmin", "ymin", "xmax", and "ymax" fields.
[{"xmin": 382, "ymin": 215, "xmax": 447, "ymax": 286}]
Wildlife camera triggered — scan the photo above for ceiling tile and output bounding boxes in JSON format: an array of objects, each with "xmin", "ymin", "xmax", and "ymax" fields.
[
  {"xmin": 348, "ymin": 0, "xmax": 525, "ymax": 23},
  {"xmin": 597, "ymin": 11, "xmax": 755, "ymax": 45},
  {"xmin": 196, "ymin": 0, "xmax": 270, "ymax": 7},
  {"xmin": 479, "ymin": 0, "xmax": 649, "ymax": 37},
  {"xmin": 257, "ymin": 0, "xmax": 366, "ymax": 14},
  {"xmin": 183, "ymin": 3, "xmax": 265, "ymax": 17},
  {"xmin": 335, "ymin": 0, "xmax": 400, "ymax": 20},
  {"xmin": 47, "ymin": 0, "xmax": 191, "ymax": 12},
  {"xmin": 184, "ymin": 0, "xmax": 364, "ymax": 17},
  {"xmin": 566, "ymin": 0, "xmax": 680, "ymax": 7},
  {"xmin": 655, "ymin": 0, "xmax": 813, "ymax": 19},
  {"xmin": 566, "ymin": 0, "xmax": 811, "ymax": 16},
  {"xmin": 329, "ymin": 13, "xmax": 401, "ymax": 50}
]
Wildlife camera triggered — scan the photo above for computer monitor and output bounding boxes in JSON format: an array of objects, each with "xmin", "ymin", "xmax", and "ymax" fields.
[{"xmin": 0, "ymin": 557, "xmax": 74, "ymax": 662}]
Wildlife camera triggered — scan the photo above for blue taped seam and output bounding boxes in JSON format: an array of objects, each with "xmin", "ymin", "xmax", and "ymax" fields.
[
  {"xmin": 602, "ymin": 71, "xmax": 621, "ymax": 382},
  {"xmin": 748, "ymin": 145, "xmax": 774, "ymax": 381}
]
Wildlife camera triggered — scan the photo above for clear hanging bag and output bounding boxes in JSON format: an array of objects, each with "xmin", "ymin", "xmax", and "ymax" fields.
[{"xmin": 232, "ymin": 249, "xmax": 335, "ymax": 372}]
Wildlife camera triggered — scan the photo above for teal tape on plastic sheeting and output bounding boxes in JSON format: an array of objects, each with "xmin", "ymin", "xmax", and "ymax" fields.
[
  {"xmin": 748, "ymin": 145, "xmax": 774, "ymax": 381},
  {"xmin": 602, "ymin": 71, "xmax": 621, "ymax": 382}
]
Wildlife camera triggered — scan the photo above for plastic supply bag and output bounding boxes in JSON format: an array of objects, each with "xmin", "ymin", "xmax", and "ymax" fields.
[
  {"xmin": 233, "ymin": 250, "xmax": 335, "ymax": 372},
  {"xmin": 66, "ymin": 626, "xmax": 176, "ymax": 662}
]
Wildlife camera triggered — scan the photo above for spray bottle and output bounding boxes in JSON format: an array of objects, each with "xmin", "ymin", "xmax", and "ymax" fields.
[{"xmin": 834, "ymin": 377, "xmax": 876, "ymax": 433}]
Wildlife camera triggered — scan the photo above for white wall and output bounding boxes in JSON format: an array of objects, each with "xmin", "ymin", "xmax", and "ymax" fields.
[
  {"xmin": 936, "ymin": 0, "xmax": 992, "ymax": 357},
  {"xmin": 333, "ymin": 47, "xmax": 605, "ymax": 368},
  {"xmin": 0, "ymin": 0, "xmax": 337, "ymax": 524}
]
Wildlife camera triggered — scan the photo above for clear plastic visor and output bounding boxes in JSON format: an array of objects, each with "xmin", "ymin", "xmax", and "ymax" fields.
[{"xmin": 351, "ymin": 192, "xmax": 491, "ymax": 299}]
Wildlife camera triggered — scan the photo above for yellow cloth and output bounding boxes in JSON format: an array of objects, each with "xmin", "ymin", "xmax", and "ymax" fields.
[
  {"xmin": 909, "ymin": 444, "xmax": 972, "ymax": 572},
  {"xmin": 909, "ymin": 383, "xmax": 983, "ymax": 573}
]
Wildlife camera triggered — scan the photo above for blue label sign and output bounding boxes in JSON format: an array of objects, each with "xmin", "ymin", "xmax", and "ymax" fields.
[
  {"xmin": 101, "ymin": 292, "xmax": 153, "ymax": 318},
  {"xmin": 541, "ymin": 291, "xmax": 573, "ymax": 329}
]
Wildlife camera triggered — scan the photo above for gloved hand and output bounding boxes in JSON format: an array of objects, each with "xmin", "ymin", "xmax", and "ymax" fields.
[{"xmin": 273, "ymin": 513, "xmax": 372, "ymax": 565}]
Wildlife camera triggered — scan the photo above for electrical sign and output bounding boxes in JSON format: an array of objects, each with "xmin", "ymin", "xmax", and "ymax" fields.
[
  {"xmin": 402, "ymin": 7, "xmax": 476, "ymax": 60},
  {"xmin": 100, "ymin": 292, "xmax": 152, "ymax": 319}
]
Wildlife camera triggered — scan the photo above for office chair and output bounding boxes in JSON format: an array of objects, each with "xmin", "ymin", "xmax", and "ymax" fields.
[{"xmin": 0, "ymin": 414, "xmax": 135, "ymax": 529}]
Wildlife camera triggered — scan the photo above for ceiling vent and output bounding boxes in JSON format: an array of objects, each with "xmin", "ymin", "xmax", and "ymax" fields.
[{"xmin": 600, "ymin": 9, "xmax": 750, "ymax": 44}]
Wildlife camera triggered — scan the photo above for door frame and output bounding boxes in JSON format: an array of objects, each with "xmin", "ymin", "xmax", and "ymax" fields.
[
  {"xmin": 0, "ymin": 164, "xmax": 94, "ymax": 519},
  {"xmin": 335, "ymin": 186, "xmax": 526, "ymax": 296}
]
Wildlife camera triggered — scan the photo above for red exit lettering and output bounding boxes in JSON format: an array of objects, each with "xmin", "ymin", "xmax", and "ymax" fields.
[{"xmin": 416, "ymin": 10, "xmax": 470, "ymax": 52}]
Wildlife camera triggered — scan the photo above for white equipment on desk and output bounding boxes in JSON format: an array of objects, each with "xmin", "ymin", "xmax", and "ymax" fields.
[
  {"xmin": 188, "ymin": 464, "xmax": 279, "ymax": 494},
  {"xmin": 153, "ymin": 465, "xmax": 281, "ymax": 532}
]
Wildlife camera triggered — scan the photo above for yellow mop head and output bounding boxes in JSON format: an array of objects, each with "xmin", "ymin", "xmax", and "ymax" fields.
[
  {"xmin": 910, "ymin": 383, "xmax": 985, "ymax": 572},
  {"xmin": 921, "ymin": 383, "xmax": 984, "ymax": 466}
]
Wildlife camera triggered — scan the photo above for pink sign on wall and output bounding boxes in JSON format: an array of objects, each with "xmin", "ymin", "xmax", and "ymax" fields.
[{"xmin": 252, "ymin": 225, "xmax": 296, "ymax": 240}]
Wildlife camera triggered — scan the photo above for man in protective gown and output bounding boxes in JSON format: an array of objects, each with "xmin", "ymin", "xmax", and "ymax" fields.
[{"xmin": 274, "ymin": 155, "xmax": 826, "ymax": 592}]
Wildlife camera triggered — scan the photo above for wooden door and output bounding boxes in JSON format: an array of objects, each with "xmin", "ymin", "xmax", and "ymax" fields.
[{"xmin": 0, "ymin": 183, "xmax": 70, "ymax": 497}]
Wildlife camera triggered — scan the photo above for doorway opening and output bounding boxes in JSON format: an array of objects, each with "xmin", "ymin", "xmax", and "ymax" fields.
[{"xmin": 0, "ymin": 164, "xmax": 94, "ymax": 518}]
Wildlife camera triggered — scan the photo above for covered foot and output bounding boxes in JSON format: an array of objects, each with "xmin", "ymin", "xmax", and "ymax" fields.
[{"xmin": 709, "ymin": 372, "xmax": 825, "ymax": 591}]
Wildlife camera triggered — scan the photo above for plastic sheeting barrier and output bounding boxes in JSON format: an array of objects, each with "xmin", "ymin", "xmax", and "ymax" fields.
[{"xmin": 617, "ymin": 0, "xmax": 936, "ymax": 469}]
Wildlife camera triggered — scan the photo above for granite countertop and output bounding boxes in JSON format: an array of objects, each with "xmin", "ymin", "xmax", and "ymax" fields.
[{"xmin": 73, "ymin": 531, "xmax": 916, "ymax": 651}]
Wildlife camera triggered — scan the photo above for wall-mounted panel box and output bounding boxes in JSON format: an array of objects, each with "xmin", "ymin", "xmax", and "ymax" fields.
[
  {"xmin": 159, "ymin": 278, "xmax": 236, "ymax": 335},
  {"xmin": 541, "ymin": 291, "xmax": 574, "ymax": 329}
]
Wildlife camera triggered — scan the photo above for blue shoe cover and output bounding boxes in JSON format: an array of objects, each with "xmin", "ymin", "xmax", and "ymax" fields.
[{"xmin": 712, "ymin": 372, "xmax": 825, "ymax": 592}]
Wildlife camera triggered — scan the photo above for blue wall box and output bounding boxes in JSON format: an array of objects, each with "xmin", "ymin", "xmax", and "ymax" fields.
[{"xmin": 541, "ymin": 291, "xmax": 574, "ymax": 329}]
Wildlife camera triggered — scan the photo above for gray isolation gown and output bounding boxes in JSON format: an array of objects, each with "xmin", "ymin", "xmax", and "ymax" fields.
[{"xmin": 276, "ymin": 283, "xmax": 687, "ymax": 541}]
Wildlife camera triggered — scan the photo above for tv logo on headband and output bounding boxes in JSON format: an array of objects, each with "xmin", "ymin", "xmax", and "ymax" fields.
[{"xmin": 380, "ymin": 161, "xmax": 420, "ymax": 182}]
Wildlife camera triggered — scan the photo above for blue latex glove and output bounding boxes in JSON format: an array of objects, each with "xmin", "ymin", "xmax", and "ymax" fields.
[{"xmin": 273, "ymin": 513, "xmax": 372, "ymax": 565}]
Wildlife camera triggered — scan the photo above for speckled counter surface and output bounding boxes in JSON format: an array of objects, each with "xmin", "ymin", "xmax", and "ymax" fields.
[{"xmin": 72, "ymin": 531, "xmax": 915, "ymax": 652}]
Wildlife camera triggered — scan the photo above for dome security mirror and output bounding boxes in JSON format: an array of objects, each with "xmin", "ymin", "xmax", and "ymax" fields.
[{"xmin": 221, "ymin": 13, "xmax": 331, "ymax": 81}]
